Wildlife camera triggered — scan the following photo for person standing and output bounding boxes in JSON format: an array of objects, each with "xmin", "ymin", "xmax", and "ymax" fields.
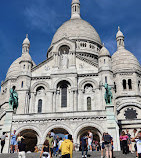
[
  {"xmin": 17, "ymin": 133, "xmax": 24, "ymax": 145},
  {"xmin": 132, "ymin": 131, "xmax": 141, "ymax": 158},
  {"xmin": 18, "ymin": 138, "xmax": 26, "ymax": 158},
  {"xmin": 0, "ymin": 132, "xmax": 7, "ymax": 153},
  {"xmin": 120, "ymin": 131, "xmax": 128, "ymax": 154},
  {"xmin": 58, "ymin": 137, "xmax": 63, "ymax": 157},
  {"xmin": 40, "ymin": 140, "xmax": 51, "ymax": 158},
  {"xmin": 88, "ymin": 130, "xmax": 93, "ymax": 151},
  {"xmin": 59, "ymin": 134, "xmax": 73, "ymax": 158},
  {"xmin": 80, "ymin": 135, "xmax": 88, "ymax": 158},
  {"xmin": 103, "ymin": 133, "xmax": 112, "ymax": 158},
  {"xmin": 132, "ymin": 128, "xmax": 138, "ymax": 158},
  {"xmin": 46, "ymin": 132, "xmax": 54, "ymax": 158},
  {"xmin": 126, "ymin": 129, "xmax": 133, "ymax": 153},
  {"xmin": 101, "ymin": 133, "xmax": 106, "ymax": 158},
  {"xmin": 11, "ymin": 130, "xmax": 17, "ymax": 153}
]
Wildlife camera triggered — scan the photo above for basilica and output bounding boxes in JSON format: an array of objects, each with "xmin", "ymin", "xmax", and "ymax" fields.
[{"xmin": 0, "ymin": 0, "xmax": 141, "ymax": 153}]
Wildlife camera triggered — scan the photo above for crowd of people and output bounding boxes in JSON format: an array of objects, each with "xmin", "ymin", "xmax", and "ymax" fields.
[
  {"xmin": 120, "ymin": 128, "xmax": 141, "ymax": 158},
  {"xmin": 1, "ymin": 128, "xmax": 141, "ymax": 158}
]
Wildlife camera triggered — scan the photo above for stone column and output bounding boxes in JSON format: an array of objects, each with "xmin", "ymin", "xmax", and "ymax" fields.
[
  {"xmin": 56, "ymin": 90, "xmax": 60, "ymax": 112},
  {"xmin": 54, "ymin": 53, "xmax": 58, "ymax": 68},
  {"xmin": 52, "ymin": 91, "xmax": 56, "ymax": 112},
  {"xmin": 2, "ymin": 109, "xmax": 13, "ymax": 153},
  {"xmin": 73, "ymin": 90, "xmax": 78, "ymax": 111},
  {"xmin": 106, "ymin": 105, "xmax": 120, "ymax": 151},
  {"xmin": 70, "ymin": 51, "xmax": 76, "ymax": 68},
  {"xmin": 29, "ymin": 92, "xmax": 36, "ymax": 113}
]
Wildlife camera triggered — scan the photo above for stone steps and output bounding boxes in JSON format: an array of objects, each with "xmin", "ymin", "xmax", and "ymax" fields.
[{"xmin": 0, "ymin": 152, "xmax": 136, "ymax": 158}]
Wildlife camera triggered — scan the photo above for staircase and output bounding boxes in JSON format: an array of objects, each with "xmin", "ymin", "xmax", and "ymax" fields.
[{"xmin": 0, "ymin": 152, "xmax": 136, "ymax": 158}]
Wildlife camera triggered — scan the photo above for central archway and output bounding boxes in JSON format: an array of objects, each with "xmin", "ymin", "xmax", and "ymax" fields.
[
  {"xmin": 78, "ymin": 126, "xmax": 100, "ymax": 142},
  {"xmin": 47, "ymin": 128, "xmax": 69, "ymax": 139},
  {"xmin": 19, "ymin": 129, "xmax": 39, "ymax": 152}
]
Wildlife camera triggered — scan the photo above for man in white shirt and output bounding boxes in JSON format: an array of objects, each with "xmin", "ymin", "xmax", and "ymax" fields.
[
  {"xmin": 132, "ymin": 131, "xmax": 141, "ymax": 158},
  {"xmin": 88, "ymin": 130, "xmax": 93, "ymax": 151}
]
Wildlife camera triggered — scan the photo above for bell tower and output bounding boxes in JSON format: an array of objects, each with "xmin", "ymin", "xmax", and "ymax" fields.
[{"xmin": 71, "ymin": 0, "xmax": 81, "ymax": 19}]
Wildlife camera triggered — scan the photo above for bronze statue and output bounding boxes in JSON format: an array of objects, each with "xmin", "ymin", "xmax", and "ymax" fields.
[
  {"xmin": 104, "ymin": 83, "xmax": 113, "ymax": 104},
  {"xmin": 9, "ymin": 86, "xmax": 18, "ymax": 111}
]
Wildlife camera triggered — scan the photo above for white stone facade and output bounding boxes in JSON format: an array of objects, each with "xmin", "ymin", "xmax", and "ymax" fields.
[{"xmin": 0, "ymin": 0, "xmax": 141, "ymax": 153}]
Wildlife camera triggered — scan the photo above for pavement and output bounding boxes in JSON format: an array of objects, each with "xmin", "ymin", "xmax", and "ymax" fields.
[{"xmin": 0, "ymin": 152, "xmax": 136, "ymax": 158}]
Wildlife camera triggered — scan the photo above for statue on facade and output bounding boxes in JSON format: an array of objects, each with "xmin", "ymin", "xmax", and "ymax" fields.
[
  {"xmin": 61, "ymin": 52, "xmax": 68, "ymax": 69},
  {"xmin": 9, "ymin": 86, "xmax": 18, "ymax": 112},
  {"xmin": 104, "ymin": 83, "xmax": 113, "ymax": 104}
]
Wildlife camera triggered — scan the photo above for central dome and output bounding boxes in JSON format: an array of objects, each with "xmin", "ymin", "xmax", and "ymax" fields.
[{"xmin": 51, "ymin": 19, "xmax": 102, "ymax": 45}]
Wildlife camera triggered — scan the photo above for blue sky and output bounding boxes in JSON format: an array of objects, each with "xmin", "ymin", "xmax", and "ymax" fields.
[{"xmin": 0, "ymin": 0, "xmax": 141, "ymax": 82}]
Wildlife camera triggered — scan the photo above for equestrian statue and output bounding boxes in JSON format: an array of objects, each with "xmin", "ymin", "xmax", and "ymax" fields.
[
  {"xmin": 9, "ymin": 86, "xmax": 18, "ymax": 112},
  {"xmin": 104, "ymin": 83, "xmax": 113, "ymax": 105}
]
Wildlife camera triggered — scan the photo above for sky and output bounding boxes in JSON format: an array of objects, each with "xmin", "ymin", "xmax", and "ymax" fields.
[{"xmin": 0, "ymin": 0, "xmax": 141, "ymax": 82}]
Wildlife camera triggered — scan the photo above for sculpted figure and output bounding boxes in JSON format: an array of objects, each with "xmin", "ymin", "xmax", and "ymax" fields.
[
  {"xmin": 104, "ymin": 83, "xmax": 113, "ymax": 104},
  {"xmin": 9, "ymin": 86, "xmax": 18, "ymax": 112}
]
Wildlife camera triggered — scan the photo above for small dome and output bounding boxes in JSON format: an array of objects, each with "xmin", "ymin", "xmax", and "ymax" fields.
[
  {"xmin": 99, "ymin": 46, "xmax": 110, "ymax": 57},
  {"xmin": 22, "ymin": 53, "xmax": 32, "ymax": 61},
  {"xmin": 112, "ymin": 49, "xmax": 141, "ymax": 73},
  {"xmin": 6, "ymin": 54, "xmax": 34, "ymax": 79},
  {"xmin": 6, "ymin": 57, "xmax": 22, "ymax": 79},
  {"xmin": 72, "ymin": 0, "xmax": 80, "ymax": 4},
  {"xmin": 51, "ymin": 19, "xmax": 102, "ymax": 45},
  {"xmin": 116, "ymin": 26, "xmax": 124, "ymax": 38},
  {"xmin": 23, "ymin": 34, "xmax": 30, "ymax": 45}
]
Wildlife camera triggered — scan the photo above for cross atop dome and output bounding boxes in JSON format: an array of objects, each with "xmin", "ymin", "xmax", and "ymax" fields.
[{"xmin": 71, "ymin": 0, "xmax": 81, "ymax": 19}]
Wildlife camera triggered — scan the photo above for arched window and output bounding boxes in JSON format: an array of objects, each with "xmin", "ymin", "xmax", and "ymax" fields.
[
  {"xmin": 105, "ymin": 76, "xmax": 107, "ymax": 83},
  {"xmin": 36, "ymin": 86, "xmax": 45, "ymax": 95},
  {"xmin": 75, "ymin": 5, "xmax": 76, "ymax": 12},
  {"xmin": 87, "ymin": 97, "xmax": 91, "ymax": 111},
  {"xmin": 123, "ymin": 79, "xmax": 126, "ymax": 90},
  {"xmin": 21, "ymin": 81, "xmax": 23, "ymax": 88},
  {"xmin": 104, "ymin": 59, "xmax": 106, "ymax": 64},
  {"xmin": 59, "ymin": 45, "xmax": 70, "ymax": 55},
  {"xmin": 57, "ymin": 81, "xmax": 71, "ymax": 108},
  {"xmin": 84, "ymin": 84, "xmax": 93, "ymax": 93},
  {"xmin": 128, "ymin": 79, "xmax": 132, "ymax": 90},
  {"xmin": 23, "ymin": 65, "xmax": 25, "ymax": 69},
  {"xmin": 38, "ymin": 99, "xmax": 42, "ymax": 113},
  {"xmin": 138, "ymin": 81, "xmax": 140, "ymax": 91},
  {"xmin": 114, "ymin": 82, "xmax": 117, "ymax": 93}
]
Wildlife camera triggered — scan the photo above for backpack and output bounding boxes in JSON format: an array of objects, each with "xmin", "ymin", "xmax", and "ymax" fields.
[{"xmin": 103, "ymin": 134, "xmax": 111, "ymax": 143}]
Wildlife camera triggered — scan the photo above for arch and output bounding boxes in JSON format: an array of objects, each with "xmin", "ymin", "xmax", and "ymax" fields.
[
  {"xmin": 59, "ymin": 45, "xmax": 70, "ymax": 55},
  {"xmin": 15, "ymin": 125, "xmax": 42, "ymax": 140},
  {"xmin": 38, "ymin": 99, "xmax": 42, "ymax": 113},
  {"xmin": 117, "ymin": 102, "xmax": 141, "ymax": 112},
  {"xmin": 87, "ymin": 97, "xmax": 91, "ymax": 111},
  {"xmin": 57, "ymin": 80, "xmax": 71, "ymax": 108},
  {"xmin": 53, "ymin": 78, "xmax": 74, "ymax": 89},
  {"xmin": 79, "ymin": 78, "xmax": 99, "ymax": 89},
  {"xmin": 21, "ymin": 81, "xmax": 24, "ymax": 88},
  {"xmin": 74, "ymin": 122, "xmax": 104, "ymax": 143},
  {"xmin": 128, "ymin": 79, "xmax": 132, "ymax": 90},
  {"xmin": 122, "ymin": 79, "xmax": 126, "ymax": 90},
  {"xmin": 31, "ymin": 81, "xmax": 49, "ymax": 93},
  {"xmin": 42, "ymin": 124, "xmax": 73, "ymax": 141},
  {"xmin": 18, "ymin": 129, "xmax": 38, "ymax": 152},
  {"xmin": 56, "ymin": 41, "xmax": 74, "ymax": 53}
]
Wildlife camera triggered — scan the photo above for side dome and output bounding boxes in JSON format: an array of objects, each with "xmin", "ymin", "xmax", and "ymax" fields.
[
  {"xmin": 112, "ymin": 49, "xmax": 141, "ymax": 73},
  {"xmin": 99, "ymin": 46, "xmax": 110, "ymax": 57},
  {"xmin": 6, "ymin": 57, "xmax": 22, "ymax": 79},
  {"xmin": 51, "ymin": 19, "xmax": 102, "ymax": 45}
]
